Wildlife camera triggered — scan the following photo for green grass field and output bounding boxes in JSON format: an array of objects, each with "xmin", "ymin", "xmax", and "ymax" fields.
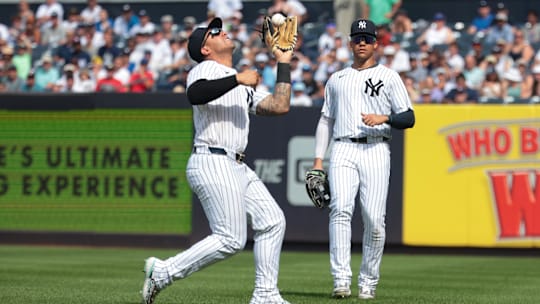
[{"xmin": 0, "ymin": 245, "xmax": 538, "ymax": 304}]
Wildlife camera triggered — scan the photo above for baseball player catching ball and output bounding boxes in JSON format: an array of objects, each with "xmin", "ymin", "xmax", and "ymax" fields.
[
  {"xmin": 141, "ymin": 17, "xmax": 295, "ymax": 304},
  {"xmin": 309, "ymin": 19, "xmax": 415, "ymax": 299}
]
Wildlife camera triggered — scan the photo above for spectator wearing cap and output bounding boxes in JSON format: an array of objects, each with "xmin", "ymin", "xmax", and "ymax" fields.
[
  {"xmin": 416, "ymin": 12, "xmax": 455, "ymax": 47},
  {"xmin": 113, "ymin": 4, "xmax": 140, "ymax": 40},
  {"xmin": 318, "ymin": 22, "xmax": 340, "ymax": 55},
  {"xmin": 417, "ymin": 88, "xmax": 434, "ymax": 104},
  {"xmin": 98, "ymin": 29, "xmax": 121, "ymax": 66},
  {"xmin": 128, "ymin": 58, "xmax": 154, "ymax": 92},
  {"xmin": 207, "ymin": 0, "xmax": 243, "ymax": 22},
  {"xmin": 69, "ymin": 37, "xmax": 91, "ymax": 68},
  {"xmin": 96, "ymin": 62, "xmax": 126, "ymax": 92},
  {"xmin": 300, "ymin": 64, "xmax": 324, "ymax": 106},
  {"xmin": 95, "ymin": 9, "xmax": 114, "ymax": 33},
  {"xmin": 253, "ymin": 52, "xmax": 276, "ymax": 91},
  {"xmin": 467, "ymin": 37, "xmax": 485, "ymax": 63},
  {"xmin": 407, "ymin": 53, "xmax": 428, "ymax": 84},
  {"xmin": 36, "ymin": 0, "xmax": 63, "ymax": 29},
  {"xmin": 160, "ymin": 15, "xmax": 178, "ymax": 41},
  {"xmin": 41, "ymin": 11, "xmax": 68, "ymax": 48},
  {"xmin": 129, "ymin": 10, "xmax": 156, "ymax": 38},
  {"xmin": 21, "ymin": 71, "xmax": 44, "ymax": 92},
  {"xmin": 4, "ymin": 65, "xmax": 24, "ymax": 92},
  {"xmin": 290, "ymin": 81, "xmax": 312, "ymax": 107},
  {"xmin": 485, "ymin": 12, "xmax": 514, "ymax": 45},
  {"xmin": 148, "ymin": 29, "xmax": 173, "ymax": 80},
  {"xmin": 467, "ymin": 1, "xmax": 494, "ymax": 35},
  {"xmin": 12, "ymin": 42, "xmax": 32, "ymax": 80},
  {"xmin": 180, "ymin": 16, "xmax": 197, "ymax": 38},
  {"xmin": 443, "ymin": 73, "xmax": 479, "ymax": 104},
  {"xmin": 501, "ymin": 67, "xmax": 529, "ymax": 101},
  {"xmin": 80, "ymin": 0, "xmax": 102, "ymax": 24},
  {"xmin": 34, "ymin": 55, "xmax": 60, "ymax": 91},
  {"xmin": 523, "ymin": 10, "xmax": 540, "ymax": 44}
]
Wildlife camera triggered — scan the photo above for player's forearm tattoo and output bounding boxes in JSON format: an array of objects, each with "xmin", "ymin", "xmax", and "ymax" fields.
[{"xmin": 256, "ymin": 83, "xmax": 291, "ymax": 116}]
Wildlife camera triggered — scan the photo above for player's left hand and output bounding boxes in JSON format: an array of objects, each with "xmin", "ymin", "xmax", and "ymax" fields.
[{"xmin": 361, "ymin": 113, "xmax": 389, "ymax": 127}]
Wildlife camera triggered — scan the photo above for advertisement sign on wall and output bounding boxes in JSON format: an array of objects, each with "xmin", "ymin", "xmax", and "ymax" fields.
[
  {"xmin": 403, "ymin": 105, "xmax": 540, "ymax": 247},
  {"xmin": 0, "ymin": 109, "xmax": 193, "ymax": 234}
]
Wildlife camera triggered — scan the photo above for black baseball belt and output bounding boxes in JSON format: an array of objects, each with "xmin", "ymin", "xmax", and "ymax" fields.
[
  {"xmin": 193, "ymin": 146, "xmax": 245, "ymax": 163},
  {"xmin": 335, "ymin": 137, "xmax": 390, "ymax": 144}
]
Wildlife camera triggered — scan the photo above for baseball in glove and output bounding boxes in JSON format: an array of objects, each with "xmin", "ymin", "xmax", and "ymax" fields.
[
  {"xmin": 305, "ymin": 169, "xmax": 331, "ymax": 209},
  {"xmin": 261, "ymin": 14, "xmax": 298, "ymax": 52}
]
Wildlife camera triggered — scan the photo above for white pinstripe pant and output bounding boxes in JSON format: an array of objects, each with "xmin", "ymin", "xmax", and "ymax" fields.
[
  {"xmin": 328, "ymin": 141, "xmax": 390, "ymax": 291},
  {"xmin": 153, "ymin": 152, "xmax": 287, "ymax": 304}
]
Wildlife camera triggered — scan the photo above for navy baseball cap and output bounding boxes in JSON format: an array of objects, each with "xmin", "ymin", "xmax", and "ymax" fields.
[
  {"xmin": 188, "ymin": 17, "xmax": 222, "ymax": 63},
  {"xmin": 350, "ymin": 19, "xmax": 377, "ymax": 37}
]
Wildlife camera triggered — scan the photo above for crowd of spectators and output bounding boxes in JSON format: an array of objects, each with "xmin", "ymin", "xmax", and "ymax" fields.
[{"xmin": 1, "ymin": 0, "xmax": 540, "ymax": 105}]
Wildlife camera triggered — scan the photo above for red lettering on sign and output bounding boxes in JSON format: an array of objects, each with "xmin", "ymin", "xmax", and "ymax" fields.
[
  {"xmin": 493, "ymin": 128, "xmax": 511, "ymax": 154},
  {"xmin": 474, "ymin": 129, "xmax": 491, "ymax": 155},
  {"xmin": 520, "ymin": 127, "xmax": 538, "ymax": 154},
  {"xmin": 447, "ymin": 128, "xmax": 511, "ymax": 160},
  {"xmin": 447, "ymin": 132, "xmax": 471, "ymax": 160},
  {"xmin": 489, "ymin": 171, "xmax": 540, "ymax": 238}
]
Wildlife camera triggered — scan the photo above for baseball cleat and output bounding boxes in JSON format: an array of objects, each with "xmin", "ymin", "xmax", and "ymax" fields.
[
  {"xmin": 358, "ymin": 287, "xmax": 375, "ymax": 300},
  {"xmin": 141, "ymin": 257, "xmax": 160, "ymax": 304},
  {"xmin": 332, "ymin": 284, "xmax": 351, "ymax": 298}
]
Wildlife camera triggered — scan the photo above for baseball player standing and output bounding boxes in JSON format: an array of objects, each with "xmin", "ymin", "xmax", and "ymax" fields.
[
  {"xmin": 310, "ymin": 19, "xmax": 415, "ymax": 299},
  {"xmin": 141, "ymin": 17, "xmax": 294, "ymax": 304}
]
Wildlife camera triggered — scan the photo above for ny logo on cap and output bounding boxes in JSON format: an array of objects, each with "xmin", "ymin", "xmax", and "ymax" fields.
[{"xmin": 358, "ymin": 21, "xmax": 367, "ymax": 29}]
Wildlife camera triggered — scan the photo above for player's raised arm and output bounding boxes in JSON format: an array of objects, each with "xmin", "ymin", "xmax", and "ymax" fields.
[
  {"xmin": 256, "ymin": 49, "xmax": 293, "ymax": 116},
  {"xmin": 256, "ymin": 14, "xmax": 297, "ymax": 116}
]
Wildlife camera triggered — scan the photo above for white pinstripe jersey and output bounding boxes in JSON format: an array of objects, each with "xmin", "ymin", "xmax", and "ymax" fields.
[
  {"xmin": 187, "ymin": 60, "xmax": 270, "ymax": 153},
  {"xmin": 322, "ymin": 64, "xmax": 413, "ymax": 139}
]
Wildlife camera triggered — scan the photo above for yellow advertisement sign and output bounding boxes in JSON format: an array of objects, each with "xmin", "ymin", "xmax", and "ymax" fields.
[{"xmin": 403, "ymin": 105, "xmax": 540, "ymax": 247}]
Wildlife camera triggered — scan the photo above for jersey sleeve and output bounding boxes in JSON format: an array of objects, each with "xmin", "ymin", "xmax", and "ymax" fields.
[
  {"xmin": 187, "ymin": 61, "xmax": 222, "ymax": 86},
  {"xmin": 249, "ymin": 89, "xmax": 271, "ymax": 115},
  {"xmin": 321, "ymin": 76, "xmax": 335, "ymax": 119},
  {"xmin": 388, "ymin": 70, "xmax": 414, "ymax": 114}
]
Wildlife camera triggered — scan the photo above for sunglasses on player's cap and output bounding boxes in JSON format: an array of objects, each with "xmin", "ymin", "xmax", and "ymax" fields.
[{"xmin": 188, "ymin": 17, "xmax": 223, "ymax": 63}]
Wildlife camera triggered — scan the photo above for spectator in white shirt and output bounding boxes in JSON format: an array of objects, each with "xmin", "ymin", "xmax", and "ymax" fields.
[
  {"xmin": 80, "ymin": 0, "xmax": 102, "ymax": 24},
  {"xmin": 129, "ymin": 10, "xmax": 155, "ymax": 38},
  {"xmin": 207, "ymin": 0, "xmax": 243, "ymax": 22},
  {"xmin": 36, "ymin": 0, "xmax": 63, "ymax": 29}
]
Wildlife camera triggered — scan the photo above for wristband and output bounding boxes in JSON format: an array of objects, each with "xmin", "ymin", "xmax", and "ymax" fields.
[{"xmin": 276, "ymin": 62, "xmax": 291, "ymax": 83}]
